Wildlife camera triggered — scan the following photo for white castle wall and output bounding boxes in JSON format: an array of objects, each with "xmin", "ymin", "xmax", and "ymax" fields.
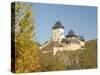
[
  {"xmin": 79, "ymin": 41, "xmax": 85, "ymax": 47},
  {"xmin": 53, "ymin": 28, "xmax": 64, "ymax": 42},
  {"xmin": 53, "ymin": 42, "xmax": 83, "ymax": 55}
]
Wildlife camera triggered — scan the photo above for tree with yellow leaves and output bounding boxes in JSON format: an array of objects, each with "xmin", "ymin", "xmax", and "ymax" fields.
[{"xmin": 11, "ymin": 2, "xmax": 41, "ymax": 73}]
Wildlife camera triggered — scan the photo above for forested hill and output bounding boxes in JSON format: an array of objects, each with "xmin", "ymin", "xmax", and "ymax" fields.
[{"xmin": 39, "ymin": 39, "xmax": 97, "ymax": 71}]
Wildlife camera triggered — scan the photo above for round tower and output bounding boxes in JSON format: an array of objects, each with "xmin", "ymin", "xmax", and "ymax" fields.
[{"xmin": 52, "ymin": 21, "xmax": 64, "ymax": 42}]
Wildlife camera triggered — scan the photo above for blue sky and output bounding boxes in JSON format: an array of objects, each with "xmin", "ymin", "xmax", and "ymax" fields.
[{"xmin": 32, "ymin": 3, "xmax": 97, "ymax": 44}]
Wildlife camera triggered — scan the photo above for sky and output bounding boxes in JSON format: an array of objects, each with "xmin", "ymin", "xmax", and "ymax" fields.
[{"xmin": 32, "ymin": 3, "xmax": 97, "ymax": 44}]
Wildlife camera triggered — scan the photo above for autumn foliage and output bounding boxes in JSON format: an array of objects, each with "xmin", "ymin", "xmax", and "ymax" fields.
[{"xmin": 11, "ymin": 2, "xmax": 41, "ymax": 73}]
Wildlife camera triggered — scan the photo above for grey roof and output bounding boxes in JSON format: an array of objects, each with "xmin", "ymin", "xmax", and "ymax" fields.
[
  {"xmin": 78, "ymin": 35, "xmax": 85, "ymax": 41},
  {"xmin": 66, "ymin": 29, "xmax": 78, "ymax": 38},
  {"xmin": 42, "ymin": 41, "xmax": 59, "ymax": 51},
  {"xmin": 52, "ymin": 21, "xmax": 64, "ymax": 29},
  {"xmin": 66, "ymin": 29, "xmax": 85, "ymax": 41}
]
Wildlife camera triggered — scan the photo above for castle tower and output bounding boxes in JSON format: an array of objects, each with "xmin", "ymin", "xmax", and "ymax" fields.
[{"xmin": 52, "ymin": 21, "xmax": 64, "ymax": 42}]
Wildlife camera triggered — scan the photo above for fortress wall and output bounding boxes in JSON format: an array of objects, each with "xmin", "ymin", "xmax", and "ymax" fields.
[
  {"xmin": 79, "ymin": 41, "xmax": 85, "ymax": 46},
  {"xmin": 53, "ymin": 43, "xmax": 82, "ymax": 55}
]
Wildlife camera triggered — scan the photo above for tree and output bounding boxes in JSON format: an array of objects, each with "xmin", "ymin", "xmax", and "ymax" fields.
[{"xmin": 12, "ymin": 2, "xmax": 41, "ymax": 73}]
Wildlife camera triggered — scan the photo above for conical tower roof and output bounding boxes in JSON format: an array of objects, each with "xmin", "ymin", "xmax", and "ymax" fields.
[
  {"xmin": 66, "ymin": 29, "xmax": 77, "ymax": 38},
  {"xmin": 52, "ymin": 21, "xmax": 64, "ymax": 29}
]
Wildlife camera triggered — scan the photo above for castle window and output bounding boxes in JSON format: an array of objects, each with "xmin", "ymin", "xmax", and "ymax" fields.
[{"xmin": 60, "ymin": 33, "xmax": 63, "ymax": 35}]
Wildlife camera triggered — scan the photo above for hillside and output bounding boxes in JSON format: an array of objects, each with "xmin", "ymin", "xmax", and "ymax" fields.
[{"xmin": 40, "ymin": 39, "xmax": 97, "ymax": 71}]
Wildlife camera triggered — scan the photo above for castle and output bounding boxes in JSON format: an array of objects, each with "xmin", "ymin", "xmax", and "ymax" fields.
[{"xmin": 40, "ymin": 21, "xmax": 85, "ymax": 55}]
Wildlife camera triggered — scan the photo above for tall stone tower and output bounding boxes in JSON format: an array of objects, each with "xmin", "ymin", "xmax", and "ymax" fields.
[{"xmin": 52, "ymin": 21, "xmax": 64, "ymax": 42}]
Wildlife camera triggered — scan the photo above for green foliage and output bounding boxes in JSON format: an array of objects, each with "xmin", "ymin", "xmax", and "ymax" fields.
[
  {"xmin": 39, "ymin": 53, "xmax": 65, "ymax": 71},
  {"xmin": 78, "ymin": 39, "xmax": 97, "ymax": 68},
  {"xmin": 40, "ymin": 39, "xmax": 97, "ymax": 71}
]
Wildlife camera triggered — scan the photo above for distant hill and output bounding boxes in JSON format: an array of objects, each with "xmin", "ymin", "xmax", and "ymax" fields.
[{"xmin": 40, "ymin": 39, "xmax": 97, "ymax": 71}]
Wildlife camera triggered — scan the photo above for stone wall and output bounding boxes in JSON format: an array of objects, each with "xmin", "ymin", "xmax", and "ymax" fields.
[{"xmin": 53, "ymin": 43, "xmax": 83, "ymax": 55}]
